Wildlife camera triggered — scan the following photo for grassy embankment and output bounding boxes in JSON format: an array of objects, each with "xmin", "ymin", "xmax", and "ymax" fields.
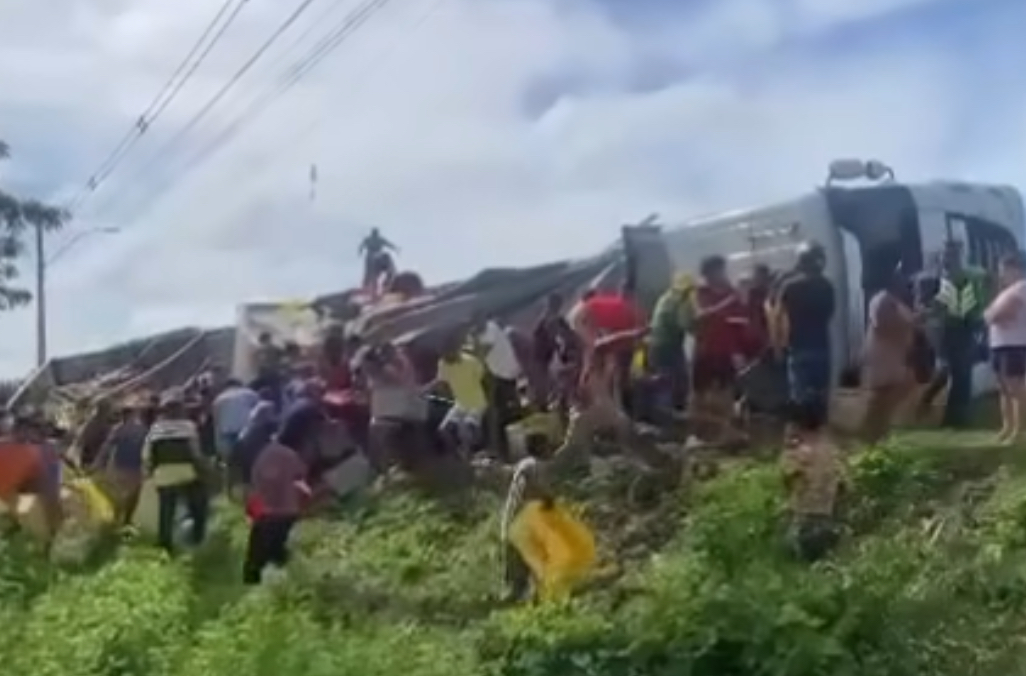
[{"xmin": 3, "ymin": 430, "xmax": 1026, "ymax": 676}]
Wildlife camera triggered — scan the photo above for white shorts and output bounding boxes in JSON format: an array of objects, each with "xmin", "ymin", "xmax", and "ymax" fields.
[{"xmin": 440, "ymin": 406, "xmax": 483, "ymax": 434}]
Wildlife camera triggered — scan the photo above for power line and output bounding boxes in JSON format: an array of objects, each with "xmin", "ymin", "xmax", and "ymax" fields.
[
  {"xmin": 273, "ymin": 0, "xmax": 358, "ymax": 71},
  {"xmin": 68, "ymin": 0, "xmax": 248, "ymax": 212},
  {"xmin": 100, "ymin": 0, "xmax": 392, "ymax": 223},
  {"xmin": 228, "ymin": 0, "xmax": 446, "ymax": 210},
  {"xmin": 180, "ymin": 0, "xmax": 390, "ymax": 178},
  {"xmin": 143, "ymin": 0, "xmax": 252, "ymax": 129},
  {"xmin": 199, "ymin": 0, "xmax": 442, "ymax": 194},
  {"xmin": 127, "ymin": 0, "xmax": 325, "ymax": 180}
]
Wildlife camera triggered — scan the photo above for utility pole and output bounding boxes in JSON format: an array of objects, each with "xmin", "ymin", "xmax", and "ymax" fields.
[
  {"xmin": 33, "ymin": 225, "xmax": 119, "ymax": 367},
  {"xmin": 34, "ymin": 222, "xmax": 46, "ymax": 367}
]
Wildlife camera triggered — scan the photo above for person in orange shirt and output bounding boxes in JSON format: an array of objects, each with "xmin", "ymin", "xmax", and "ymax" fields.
[{"xmin": 0, "ymin": 413, "xmax": 64, "ymax": 546}]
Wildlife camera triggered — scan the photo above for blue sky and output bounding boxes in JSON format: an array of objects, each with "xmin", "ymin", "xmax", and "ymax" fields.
[{"xmin": 0, "ymin": 0, "xmax": 1021, "ymax": 376}]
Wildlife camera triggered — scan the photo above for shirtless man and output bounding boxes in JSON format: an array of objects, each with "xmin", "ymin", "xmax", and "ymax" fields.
[{"xmin": 550, "ymin": 333, "xmax": 666, "ymax": 474}]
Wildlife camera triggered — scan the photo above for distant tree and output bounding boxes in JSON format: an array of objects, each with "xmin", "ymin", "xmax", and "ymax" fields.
[{"xmin": 0, "ymin": 140, "xmax": 69, "ymax": 309}]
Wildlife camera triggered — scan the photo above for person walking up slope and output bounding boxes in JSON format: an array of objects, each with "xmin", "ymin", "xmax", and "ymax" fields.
[
  {"xmin": 781, "ymin": 400, "xmax": 846, "ymax": 562},
  {"xmin": 244, "ymin": 438, "xmax": 308, "ymax": 585},
  {"xmin": 143, "ymin": 390, "xmax": 209, "ymax": 555}
]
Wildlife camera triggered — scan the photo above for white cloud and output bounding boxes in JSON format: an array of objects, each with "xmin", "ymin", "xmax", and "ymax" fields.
[
  {"xmin": 786, "ymin": 0, "xmax": 947, "ymax": 31},
  {"xmin": 0, "ymin": 0, "xmax": 1020, "ymax": 377}
]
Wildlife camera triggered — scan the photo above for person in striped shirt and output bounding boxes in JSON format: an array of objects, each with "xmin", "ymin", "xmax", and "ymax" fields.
[{"xmin": 500, "ymin": 434, "xmax": 554, "ymax": 603}]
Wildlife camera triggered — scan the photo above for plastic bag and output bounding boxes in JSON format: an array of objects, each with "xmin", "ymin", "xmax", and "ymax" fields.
[
  {"xmin": 67, "ymin": 476, "xmax": 115, "ymax": 525},
  {"xmin": 509, "ymin": 501, "xmax": 596, "ymax": 601}
]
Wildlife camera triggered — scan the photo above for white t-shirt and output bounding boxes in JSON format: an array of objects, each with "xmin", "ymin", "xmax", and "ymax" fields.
[
  {"xmin": 988, "ymin": 280, "xmax": 1026, "ymax": 348},
  {"xmin": 478, "ymin": 321, "xmax": 521, "ymax": 380},
  {"xmin": 567, "ymin": 300, "xmax": 588, "ymax": 332}
]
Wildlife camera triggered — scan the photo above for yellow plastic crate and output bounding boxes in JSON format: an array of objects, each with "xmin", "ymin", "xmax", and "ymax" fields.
[{"xmin": 509, "ymin": 501, "xmax": 596, "ymax": 601}]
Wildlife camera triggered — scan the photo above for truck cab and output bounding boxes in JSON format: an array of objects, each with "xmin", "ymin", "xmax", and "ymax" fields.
[{"xmin": 661, "ymin": 163, "xmax": 1025, "ymax": 387}]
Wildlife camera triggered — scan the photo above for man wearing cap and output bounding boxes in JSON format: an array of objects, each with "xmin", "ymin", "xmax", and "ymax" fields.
[
  {"xmin": 647, "ymin": 272, "xmax": 695, "ymax": 415},
  {"xmin": 142, "ymin": 389, "xmax": 209, "ymax": 554}
]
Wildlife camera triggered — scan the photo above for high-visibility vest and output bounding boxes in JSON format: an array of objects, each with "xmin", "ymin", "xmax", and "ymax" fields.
[{"xmin": 935, "ymin": 272, "xmax": 985, "ymax": 319}]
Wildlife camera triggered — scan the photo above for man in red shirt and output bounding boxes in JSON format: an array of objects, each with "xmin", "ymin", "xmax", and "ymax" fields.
[
  {"xmin": 692, "ymin": 255, "xmax": 749, "ymax": 439},
  {"xmin": 693, "ymin": 256, "xmax": 748, "ymax": 387},
  {"xmin": 570, "ymin": 285, "xmax": 645, "ymax": 414},
  {"xmin": 548, "ymin": 336, "xmax": 666, "ymax": 472},
  {"xmin": 573, "ymin": 288, "xmax": 643, "ymax": 339}
]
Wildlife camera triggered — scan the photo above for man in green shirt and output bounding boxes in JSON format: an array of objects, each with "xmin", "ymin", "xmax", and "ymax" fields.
[{"xmin": 647, "ymin": 273, "xmax": 695, "ymax": 416}]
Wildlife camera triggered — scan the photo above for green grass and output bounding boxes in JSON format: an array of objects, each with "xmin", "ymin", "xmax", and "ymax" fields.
[{"xmin": 3, "ymin": 432, "xmax": 1026, "ymax": 675}]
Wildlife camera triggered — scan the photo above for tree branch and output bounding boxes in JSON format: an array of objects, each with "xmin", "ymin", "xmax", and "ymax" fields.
[{"xmin": 0, "ymin": 139, "xmax": 69, "ymax": 309}]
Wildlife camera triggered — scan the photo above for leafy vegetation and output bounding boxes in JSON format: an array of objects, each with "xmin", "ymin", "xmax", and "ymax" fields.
[
  {"xmin": 3, "ymin": 432, "xmax": 1026, "ymax": 675},
  {"xmin": 0, "ymin": 140, "xmax": 68, "ymax": 309}
]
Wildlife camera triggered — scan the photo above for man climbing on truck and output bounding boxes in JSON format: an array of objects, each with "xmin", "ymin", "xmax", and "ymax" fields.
[{"xmin": 358, "ymin": 227, "xmax": 399, "ymax": 296}]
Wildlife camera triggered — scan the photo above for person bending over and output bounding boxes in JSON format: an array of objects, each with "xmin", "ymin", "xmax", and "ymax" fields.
[
  {"xmin": 500, "ymin": 433, "xmax": 555, "ymax": 603},
  {"xmin": 549, "ymin": 333, "xmax": 666, "ymax": 473},
  {"xmin": 434, "ymin": 335, "xmax": 488, "ymax": 456}
]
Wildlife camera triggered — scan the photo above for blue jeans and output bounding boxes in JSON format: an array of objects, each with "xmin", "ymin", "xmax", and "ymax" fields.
[
  {"xmin": 788, "ymin": 349, "xmax": 831, "ymax": 413},
  {"xmin": 648, "ymin": 341, "xmax": 689, "ymax": 414},
  {"xmin": 216, "ymin": 432, "xmax": 240, "ymax": 461},
  {"xmin": 156, "ymin": 481, "xmax": 208, "ymax": 554}
]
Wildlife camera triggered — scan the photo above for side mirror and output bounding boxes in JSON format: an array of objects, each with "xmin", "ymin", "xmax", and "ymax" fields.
[
  {"xmin": 827, "ymin": 159, "xmax": 866, "ymax": 183},
  {"xmin": 864, "ymin": 160, "xmax": 895, "ymax": 181}
]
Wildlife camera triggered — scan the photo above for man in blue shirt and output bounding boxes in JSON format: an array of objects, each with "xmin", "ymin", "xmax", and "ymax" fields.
[{"xmin": 211, "ymin": 379, "xmax": 259, "ymax": 460}]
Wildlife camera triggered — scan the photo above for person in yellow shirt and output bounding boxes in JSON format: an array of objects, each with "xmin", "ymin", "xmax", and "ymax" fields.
[{"xmin": 435, "ymin": 338, "xmax": 488, "ymax": 455}]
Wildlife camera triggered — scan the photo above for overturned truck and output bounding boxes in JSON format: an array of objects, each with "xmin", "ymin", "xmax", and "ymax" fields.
[{"xmin": 13, "ymin": 171, "xmax": 1021, "ymax": 417}]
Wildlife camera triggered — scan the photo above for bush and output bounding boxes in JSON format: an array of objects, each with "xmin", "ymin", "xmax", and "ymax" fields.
[{"xmin": 2, "ymin": 433, "xmax": 1026, "ymax": 675}]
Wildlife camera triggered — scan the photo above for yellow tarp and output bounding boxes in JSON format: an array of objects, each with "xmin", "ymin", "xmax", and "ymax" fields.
[
  {"xmin": 0, "ymin": 477, "xmax": 114, "ymax": 543},
  {"xmin": 68, "ymin": 475, "xmax": 115, "ymax": 525},
  {"xmin": 509, "ymin": 501, "xmax": 596, "ymax": 601}
]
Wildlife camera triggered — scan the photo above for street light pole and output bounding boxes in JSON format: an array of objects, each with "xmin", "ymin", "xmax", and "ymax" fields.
[
  {"xmin": 33, "ymin": 225, "xmax": 119, "ymax": 367},
  {"xmin": 34, "ymin": 222, "xmax": 46, "ymax": 368}
]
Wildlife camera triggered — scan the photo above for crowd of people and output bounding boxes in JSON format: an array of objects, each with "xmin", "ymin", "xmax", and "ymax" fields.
[{"xmin": 2, "ymin": 230, "xmax": 1025, "ymax": 599}]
